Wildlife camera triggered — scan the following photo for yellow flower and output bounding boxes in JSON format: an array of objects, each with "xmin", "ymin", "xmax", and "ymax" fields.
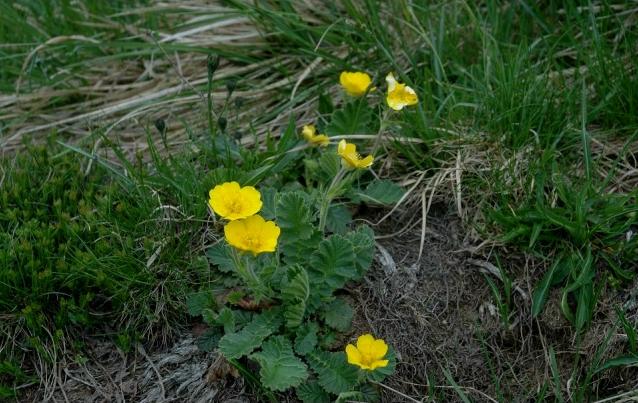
[
  {"xmin": 209, "ymin": 181, "xmax": 262, "ymax": 220},
  {"xmin": 224, "ymin": 215, "xmax": 281, "ymax": 255},
  {"xmin": 337, "ymin": 139, "xmax": 373, "ymax": 170},
  {"xmin": 302, "ymin": 124, "xmax": 330, "ymax": 146},
  {"xmin": 345, "ymin": 334, "xmax": 389, "ymax": 371},
  {"xmin": 339, "ymin": 71, "xmax": 372, "ymax": 97},
  {"xmin": 385, "ymin": 72, "xmax": 418, "ymax": 111}
]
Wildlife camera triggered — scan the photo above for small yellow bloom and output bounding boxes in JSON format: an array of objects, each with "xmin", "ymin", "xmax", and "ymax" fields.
[
  {"xmin": 302, "ymin": 125, "xmax": 330, "ymax": 146},
  {"xmin": 209, "ymin": 181, "xmax": 262, "ymax": 220},
  {"xmin": 224, "ymin": 215, "xmax": 281, "ymax": 255},
  {"xmin": 345, "ymin": 334, "xmax": 389, "ymax": 371},
  {"xmin": 337, "ymin": 140, "xmax": 373, "ymax": 170},
  {"xmin": 340, "ymin": 71, "xmax": 373, "ymax": 97},
  {"xmin": 385, "ymin": 72, "xmax": 418, "ymax": 111}
]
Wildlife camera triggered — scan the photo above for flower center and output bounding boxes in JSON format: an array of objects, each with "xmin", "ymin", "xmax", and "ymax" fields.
[
  {"xmin": 359, "ymin": 351, "xmax": 376, "ymax": 366},
  {"xmin": 226, "ymin": 199, "xmax": 243, "ymax": 214},
  {"xmin": 244, "ymin": 236, "xmax": 261, "ymax": 250}
]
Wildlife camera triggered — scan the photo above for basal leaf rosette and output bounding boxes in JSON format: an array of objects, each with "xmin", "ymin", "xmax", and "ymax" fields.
[
  {"xmin": 209, "ymin": 181, "xmax": 262, "ymax": 220},
  {"xmin": 224, "ymin": 214, "xmax": 281, "ymax": 255}
]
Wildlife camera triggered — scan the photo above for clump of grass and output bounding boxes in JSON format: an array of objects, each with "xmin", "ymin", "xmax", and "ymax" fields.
[{"xmin": 0, "ymin": 135, "xmax": 214, "ymax": 396}]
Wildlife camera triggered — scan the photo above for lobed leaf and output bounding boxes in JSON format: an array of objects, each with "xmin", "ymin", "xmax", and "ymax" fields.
[
  {"xmin": 323, "ymin": 298, "xmax": 353, "ymax": 332},
  {"xmin": 250, "ymin": 336, "xmax": 309, "ymax": 391},
  {"xmin": 306, "ymin": 350, "xmax": 358, "ymax": 395},
  {"xmin": 218, "ymin": 309, "xmax": 282, "ymax": 359}
]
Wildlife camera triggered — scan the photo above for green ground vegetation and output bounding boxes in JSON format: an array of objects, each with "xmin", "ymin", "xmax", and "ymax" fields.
[{"xmin": 1, "ymin": 0, "xmax": 637, "ymax": 401}]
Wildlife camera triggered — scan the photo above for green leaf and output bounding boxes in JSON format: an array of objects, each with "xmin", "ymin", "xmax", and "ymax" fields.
[
  {"xmin": 325, "ymin": 100, "xmax": 372, "ymax": 136},
  {"xmin": 307, "ymin": 350, "xmax": 359, "ymax": 395},
  {"xmin": 532, "ymin": 258, "xmax": 564, "ymax": 317},
  {"xmin": 281, "ymin": 265, "xmax": 310, "ymax": 329},
  {"xmin": 309, "ymin": 235, "xmax": 357, "ymax": 297},
  {"xmin": 216, "ymin": 307, "xmax": 235, "ymax": 333},
  {"xmin": 281, "ymin": 230, "xmax": 322, "ymax": 266},
  {"xmin": 196, "ymin": 328, "xmax": 222, "ymax": 352},
  {"xmin": 323, "ymin": 298, "xmax": 353, "ymax": 332},
  {"xmin": 218, "ymin": 309, "xmax": 282, "ymax": 359},
  {"xmin": 250, "ymin": 336, "xmax": 308, "ymax": 391},
  {"xmin": 326, "ymin": 204, "xmax": 352, "ymax": 235},
  {"xmin": 206, "ymin": 243, "xmax": 234, "ymax": 273},
  {"xmin": 295, "ymin": 322, "xmax": 319, "ymax": 356},
  {"xmin": 355, "ymin": 180, "xmax": 405, "ymax": 206},
  {"xmin": 345, "ymin": 226, "xmax": 375, "ymax": 276},
  {"xmin": 575, "ymin": 282, "xmax": 594, "ymax": 331},
  {"xmin": 260, "ymin": 187, "xmax": 277, "ymax": 220},
  {"xmin": 296, "ymin": 380, "xmax": 331, "ymax": 403},
  {"xmin": 186, "ymin": 291, "xmax": 215, "ymax": 317},
  {"xmin": 595, "ymin": 355, "xmax": 638, "ymax": 374},
  {"xmin": 276, "ymin": 191, "xmax": 314, "ymax": 241}
]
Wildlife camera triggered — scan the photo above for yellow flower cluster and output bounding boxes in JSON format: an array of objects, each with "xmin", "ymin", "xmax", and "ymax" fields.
[
  {"xmin": 339, "ymin": 70, "xmax": 419, "ymax": 110},
  {"xmin": 208, "ymin": 182, "xmax": 280, "ymax": 255}
]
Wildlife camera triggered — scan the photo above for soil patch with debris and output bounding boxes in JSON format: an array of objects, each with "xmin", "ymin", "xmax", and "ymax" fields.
[{"xmin": 352, "ymin": 206, "xmax": 638, "ymax": 401}]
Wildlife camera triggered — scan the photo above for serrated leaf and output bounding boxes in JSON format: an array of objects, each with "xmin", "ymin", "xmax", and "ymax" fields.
[
  {"xmin": 276, "ymin": 191, "xmax": 315, "ymax": 241},
  {"xmin": 323, "ymin": 298, "xmax": 353, "ymax": 332},
  {"xmin": 281, "ymin": 265, "xmax": 310, "ymax": 328},
  {"xmin": 250, "ymin": 336, "xmax": 308, "ymax": 391},
  {"xmin": 296, "ymin": 380, "xmax": 331, "ymax": 403},
  {"xmin": 216, "ymin": 307, "xmax": 235, "ymax": 333},
  {"xmin": 345, "ymin": 226, "xmax": 375, "ymax": 276},
  {"xmin": 309, "ymin": 235, "xmax": 357, "ymax": 296},
  {"xmin": 355, "ymin": 180, "xmax": 405, "ymax": 206},
  {"xmin": 281, "ymin": 230, "xmax": 322, "ymax": 266},
  {"xmin": 326, "ymin": 204, "xmax": 352, "ymax": 235},
  {"xmin": 307, "ymin": 350, "xmax": 359, "ymax": 395},
  {"xmin": 196, "ymin": 328, "xmax": 222, "ymax": 352},
  {"xmin": 206, "ymin": 243, "xmax": 234, "ymax": 273},
  {"xmin": 186, "ymin": 291, "xmax": 215, "ymax": 317},
  {"xmin": 218, "ymin": 309, "xmax": 282, "ymax": 359},
  {"xmin": 295, "ymin": 322, "xmax": 319, "ymax": 355},
  {"xmin": 260, "ymin": 187, "xmax": 277, "ymax": 220},
  {"xmin": 325, "ymin": 100, "xmax": 372, "ymax": 136}
]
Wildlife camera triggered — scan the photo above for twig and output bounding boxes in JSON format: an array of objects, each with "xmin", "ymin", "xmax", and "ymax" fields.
[{"xmin": 137, "ymin": 344, "xmax": 166, "ymax": 402}]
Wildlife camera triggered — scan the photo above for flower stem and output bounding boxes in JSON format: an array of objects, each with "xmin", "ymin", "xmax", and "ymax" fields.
[
  {"xmin": 230, "ymin": 249, "xmax": 270, "ymax": 301},
  {"xmin": 318, "ymin": 167, "xmax": 347, "ymax": 233}
]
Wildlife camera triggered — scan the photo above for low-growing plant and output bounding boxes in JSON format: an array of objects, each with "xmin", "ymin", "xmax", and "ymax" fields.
[{"xmin": 189, "ymin": 70, "xmax": 415, "ymax": 400}]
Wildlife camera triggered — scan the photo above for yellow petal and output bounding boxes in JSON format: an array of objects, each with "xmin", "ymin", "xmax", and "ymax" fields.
[
  {"xmin": 302, "ymin": 125, "xmax": 316, "ymax": 141},
  {"xmin": 370, "ymin": 339, "xmax": 388, "ymax": 360},
  {"xmin": 357, "ymin": 155, "xmax": 374, "ymax": 168},
  {"xmin": 356, "ymin": 334, "xmax": 376, "ymax": 352},
  {"xmin": 340, "ymin": 71, "xmax": 372, "ymax": 97},
  {"xmin": 369, "ymin": 359, "xmax": 389, "ymax": 370},
  {"xmin": 385, "ymin": 72, "xmax": 398, "ymax": 92},
  {"xmin": 311, "ymin": 134, "xmax": 330, "ymax": 146},
  {"xmin": 345, "ymin": 344, "xmax": 362, "ymax": 366}
]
